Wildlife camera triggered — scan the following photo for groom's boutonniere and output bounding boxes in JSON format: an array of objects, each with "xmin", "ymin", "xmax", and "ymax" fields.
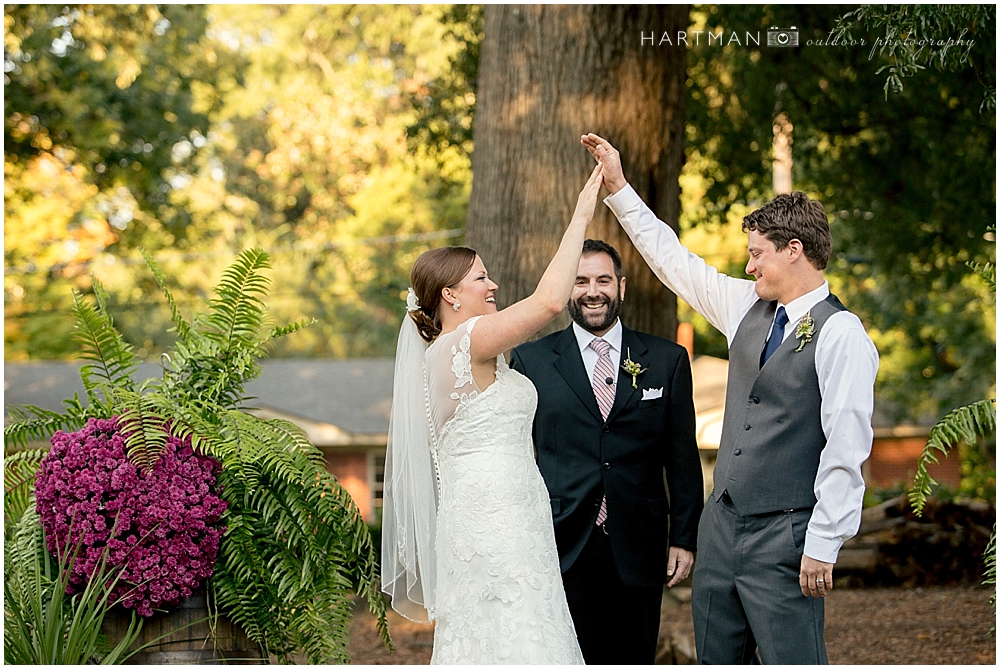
[
  {"xmin": 794, "ymin": 312, "xmax": 815, "ymax": 352},
  {"xmin": 621, "ymin": 347, "xmax": 647, "ymax": 388}
]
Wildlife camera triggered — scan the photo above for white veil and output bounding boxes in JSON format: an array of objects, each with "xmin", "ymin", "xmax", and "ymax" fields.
[{"xmin": 380, "ymin": 292, "xmax": 438, "ymax": 622}]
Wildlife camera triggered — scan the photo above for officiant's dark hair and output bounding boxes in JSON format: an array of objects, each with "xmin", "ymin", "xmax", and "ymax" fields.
[
  {"xmin": 582, "ymin": 239, "xmax": 623, "ymax": 282},
  {"xmin": 410, "ymin": 246, "xmax": 478, "ymax": 342},
  {"xmin": 741, "ymin": 191, "xmax": 832, "ymax": 270}
]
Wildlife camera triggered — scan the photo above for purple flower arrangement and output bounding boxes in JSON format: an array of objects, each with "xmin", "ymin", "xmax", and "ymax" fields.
[{"xmin": 34, "ymin": 417, "xmax": 228, "ymax": 617}]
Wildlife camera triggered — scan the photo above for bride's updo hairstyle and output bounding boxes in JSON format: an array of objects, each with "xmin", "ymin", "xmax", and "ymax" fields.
[{"xmin": 409, "ymin": 246, "xmax": 477, "ymax": 343}]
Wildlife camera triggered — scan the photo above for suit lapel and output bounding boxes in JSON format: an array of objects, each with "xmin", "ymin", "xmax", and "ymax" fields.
[
  {"xmin": 552, "ymin": 326, "xmax": 604, "ymax": 423},
  {"xmin": 607, "ymin": 327, "xmax": 647, "ymax": 423}
]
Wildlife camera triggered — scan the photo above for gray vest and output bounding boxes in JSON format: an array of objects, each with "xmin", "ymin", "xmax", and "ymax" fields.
[{"xmin": 715, "ymin": 294, "xmax": 846, "ymax": 515}]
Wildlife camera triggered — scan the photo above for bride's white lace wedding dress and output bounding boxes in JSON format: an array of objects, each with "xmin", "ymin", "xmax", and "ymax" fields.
[{"xmin": 424, "ymin": 316, "xmax": 584, "ymax": 665}]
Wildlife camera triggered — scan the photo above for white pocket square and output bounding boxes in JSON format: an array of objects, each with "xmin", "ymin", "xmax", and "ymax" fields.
[{"xmin": 641, "ymin": 387, "xmax": 663, "ymax": 400}]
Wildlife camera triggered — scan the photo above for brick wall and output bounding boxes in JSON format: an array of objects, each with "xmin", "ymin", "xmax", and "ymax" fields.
[
  {"xmin": 323, "ymin": 450, "xmax": 374, "ymax": 523},
  {"xmin": 866, "ymin": 436, "xmax": 962, "ymax": 489}
]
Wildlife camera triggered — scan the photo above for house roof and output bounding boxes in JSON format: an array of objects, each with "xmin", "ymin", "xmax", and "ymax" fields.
[{"xmin": 4, "ymin": 359, "xmax": 396, "ymax": 439}]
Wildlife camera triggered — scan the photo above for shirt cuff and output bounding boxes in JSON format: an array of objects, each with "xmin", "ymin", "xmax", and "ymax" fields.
[
  {"xmin": 804, "ymin": 532, "xmax": 843, "ymax": 564},
  {"xmin": 603, "ymin": 183, "xmax": 641, "ymax": 216}
]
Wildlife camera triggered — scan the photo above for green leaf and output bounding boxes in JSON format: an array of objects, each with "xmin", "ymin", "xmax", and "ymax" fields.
[
  {"xmin": 4, "ymin": 404, "xmax": 89, "ymax": 451},
  {"xmin": 3, "ymin": 505, "xmax": 145, "ymax": 664},
  {"xmin": 71, "ymin": 279, "xmax": 138, "ymax": 406},
  {"xmin": 909, "ymin": 399, "xmax": 997, "ymax": 515},
  {"xmin": 142, "ymin": 248, "xmax": 191, "ymax": 340},
  {"xmin": 3, "ymin": 446, "xmax": 48, "ymax": 533}
]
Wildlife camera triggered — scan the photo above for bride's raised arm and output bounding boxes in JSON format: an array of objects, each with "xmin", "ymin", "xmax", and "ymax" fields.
[{"xmin": 469, "ymin": 163, "xmax": 603, "ymax": 363}]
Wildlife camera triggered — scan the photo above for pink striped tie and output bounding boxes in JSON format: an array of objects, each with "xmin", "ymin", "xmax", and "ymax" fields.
[{"xmin": 590, "ymin": 338, "xmax": 614, "ymax": 526}]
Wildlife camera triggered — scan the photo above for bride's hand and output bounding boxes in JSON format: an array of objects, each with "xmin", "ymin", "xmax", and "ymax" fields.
[{"xmin": 571, "ymin": 161, "xmax": 604, "ymax": 227}]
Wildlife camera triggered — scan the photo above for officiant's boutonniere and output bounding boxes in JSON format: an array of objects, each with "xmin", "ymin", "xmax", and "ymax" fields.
[
  {"xmin": 794, "ymin": 313, "xmax": 815, "ymax": 352},
  {"xmin": 621, "ymin": 347, "xmax": 647, "ymax": 388}
]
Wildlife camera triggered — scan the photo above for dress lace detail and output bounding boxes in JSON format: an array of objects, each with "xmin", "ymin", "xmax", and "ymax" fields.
[
  {"xmin": 449, "ymin": 316, "xmax": 479, "ymax": 410},
  {"xmin": 423, "ymin": 316, "xmax": 583, "ymax": 665}
]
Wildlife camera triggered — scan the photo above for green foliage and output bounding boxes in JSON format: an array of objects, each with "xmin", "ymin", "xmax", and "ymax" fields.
[
  {"xmin": 908, "ymin": 400, "xmax": 997, "ymax": 516},
  {"xmin": 3, "ymin": 447, "xmax": 49, "ymax": 533},
  {"xmin": 4, "ymin": 4, "xmax": 225, "ymax": 221},
  {"xmin": 956, "ymin": 434, "xmax": 996, "ymax": 505},
  {"xmin": 114, "ymin": 391, "xmax": 172, "ymax": 475},
  {"xmin": 71, "ymin": 278, "xmax": 138, "ymax": 408},
  {"xmin": 837, "ymin": 5, "xmax": 995, "ymax": 109},
  {"xmin": 4, "ymin": 248, "xmax": 390, "ymax": 663},
  {"xmin": 862, "ymin": 481, "xmax": 906, "ymax": 508},
  {"xmin": 969, "ymin": 260, "xmax": 996, "ymax": 293},
  {"xmin": 405, "ymin": 4, "xmax": 482, "ymax": 162},
  {"xmin": 143, "ymin": 249, "xmax": 389, "ymax": 661},
  {"xmin": 209, "ymin": 411, "xmax": 389, "ymax": 662},
  {"xmin": 3, "ymin": 505, "xmax": 145, "ymax": 664},
  {"xmin": 5, "ymin": 4, "xmax": 470, "ymax": 361},
  {"xmin": 3, "ymin": 401, "xmax": 89, "ymax": 452}
]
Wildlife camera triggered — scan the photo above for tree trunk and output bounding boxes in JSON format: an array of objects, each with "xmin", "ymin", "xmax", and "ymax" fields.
[{"xmin": 467, "ymin": 5, "xmax": 689, "ymax": 341}]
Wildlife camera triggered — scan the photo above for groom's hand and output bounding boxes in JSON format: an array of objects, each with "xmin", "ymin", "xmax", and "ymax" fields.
[
  {"xmin": 581, "ymin": 133, "xmax": 627, "ymax": 195},
  {"xmin": 799, "ymin": 555, "xmax": 834, "ymax": 598},
  {"xmin": 666, "ymin": 547, "xmax": 694, "ymax": 587}
]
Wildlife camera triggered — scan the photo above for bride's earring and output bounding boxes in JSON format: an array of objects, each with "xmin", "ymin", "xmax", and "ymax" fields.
[{"xmin": 452, "ymin": 301, "xmax": 461, "ymax": 312}]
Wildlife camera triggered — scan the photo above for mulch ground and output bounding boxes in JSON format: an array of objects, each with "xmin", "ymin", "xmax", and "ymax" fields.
[{"xmin": 347, "ymin": 585, "xmax": 996, "ymax": 664}]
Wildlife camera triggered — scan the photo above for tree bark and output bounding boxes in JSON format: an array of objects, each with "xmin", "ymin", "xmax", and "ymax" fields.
[{"xmin": 467, "ymin": 5, "xmax": 689, "ymax": 341}]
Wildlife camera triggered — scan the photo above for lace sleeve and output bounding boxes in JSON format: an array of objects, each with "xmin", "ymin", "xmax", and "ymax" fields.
[{"xmin": 425, "ymin": 316, "xmax": 483, "ymax": 437}]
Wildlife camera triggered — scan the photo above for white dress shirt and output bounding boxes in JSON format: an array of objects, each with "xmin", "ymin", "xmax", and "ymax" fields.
[
  {"xmin": 605, "ymin": 184, "xmax": 879, "ymax": 563},
  {"xmin": 573, "ymin": 318, "xmax": 623, "ymax": 384}
]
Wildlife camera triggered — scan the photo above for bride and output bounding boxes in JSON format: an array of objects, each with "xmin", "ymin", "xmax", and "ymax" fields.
[{"xmin": 381, "ymin": 163, "xmax": 603, "ymax": 664}]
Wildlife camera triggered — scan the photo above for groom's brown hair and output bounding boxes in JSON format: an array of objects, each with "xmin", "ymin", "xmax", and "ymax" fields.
[{"xmin": 741, "ymin": 192, "xmax": 832, "ymax": 270}]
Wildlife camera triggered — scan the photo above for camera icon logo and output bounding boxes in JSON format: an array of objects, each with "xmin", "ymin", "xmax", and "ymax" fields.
[{"xmin": 767, "ymin": 26, "xmax": 799, "ymax": 47}]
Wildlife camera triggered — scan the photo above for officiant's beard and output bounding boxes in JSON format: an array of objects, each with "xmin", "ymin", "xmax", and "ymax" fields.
[{"xmin": 568, "ymin": 291, "xmax": 622, "ymax": 333}]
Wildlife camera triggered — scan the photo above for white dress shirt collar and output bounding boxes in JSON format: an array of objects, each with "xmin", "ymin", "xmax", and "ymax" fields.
[
  {"xmin": 572, "ymin": 318, "xmax": 623, "ymax": 355},
  {"xmin": 778, "ymin": 282, "xmax": 831, "ymax": 331}
]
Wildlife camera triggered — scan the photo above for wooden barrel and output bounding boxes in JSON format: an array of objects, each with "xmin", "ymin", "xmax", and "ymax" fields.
[{"xmin": 104, "ymin": 587, "xmax": 265, "ymax": 664}]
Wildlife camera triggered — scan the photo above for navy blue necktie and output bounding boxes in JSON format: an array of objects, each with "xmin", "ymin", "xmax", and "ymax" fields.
[{"xmin": 760, "ymin": 306, "xmax": 789, "ymax": 368}]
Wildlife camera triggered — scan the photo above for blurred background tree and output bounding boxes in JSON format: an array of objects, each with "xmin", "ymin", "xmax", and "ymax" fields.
[
  {"xmin": 5, "ymin": 4, "xmax": 228, "ymax": 357},
  {"xmin": 466, "ymin": 5, "xmax": 690, "ymax": 341},
  {"xmin": 5, "ymin": 4, "xmax": 470, "ymax": 359}
]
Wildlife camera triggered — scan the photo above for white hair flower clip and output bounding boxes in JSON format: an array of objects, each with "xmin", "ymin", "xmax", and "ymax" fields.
[{"xmin": 406, "ymin": 287, "xmax": 421, "ymax": 312}]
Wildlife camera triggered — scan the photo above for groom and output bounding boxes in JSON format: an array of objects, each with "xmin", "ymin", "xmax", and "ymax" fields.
[
  {"xmin": 585, "ymin": 133, "xmax": 878, "ymax": 664},
  {"xmin": 510, "ymin": 239, "xmax": 703, "ymax": 665}
]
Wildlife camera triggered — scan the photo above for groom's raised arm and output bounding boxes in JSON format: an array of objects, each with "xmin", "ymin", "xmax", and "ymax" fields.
[{"xmin": 581, "ymin": 133, "xmax": 757, "ymax": 343}]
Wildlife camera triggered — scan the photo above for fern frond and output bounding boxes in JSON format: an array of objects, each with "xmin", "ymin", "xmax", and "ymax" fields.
[
  {"xmin": 114, "ymin": 392, "xmax": 172, "ymax": 473},
  {"xmin": 909, "ymin": 399, "xmax": 997, "ymax": 515},
  {"xmin": 142, "ymin": 248, "xmax": 191, "ymax": 340},
  {"xmin": 967, "ymin": 260, "xmax": 996, "ymax": 293},
  {"xmin": 267, "ymin": 318, "xmax": 316, "ymax": 342},
  {"xmin": 3, "ymin": 405, "xmax": 89, "ymax": 451},
  {"xmin": 206, "ymin": 248, "xmax": 271, "ymax": 349},
  {"xmin": 166, "ymin": 250, "xmax": 273, "ymax": 411},
  {"xmin": 71, "ymin": 280, "xmax": 137, "ymax": 405},
  {"xmin": 205, "ymin": 410, "xmax": 389, "ymax": 662},
  {"xmin": 4, "ymin": 447, "xmax": 49, "ymax": 531}
]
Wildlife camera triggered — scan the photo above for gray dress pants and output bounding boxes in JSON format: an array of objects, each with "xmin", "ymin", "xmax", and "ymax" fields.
[{"xmin": 691, "ymin": 491, "xmax": 827, "ymax": 664}]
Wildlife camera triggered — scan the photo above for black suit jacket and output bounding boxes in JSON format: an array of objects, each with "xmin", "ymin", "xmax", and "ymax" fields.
[{"xmin": 510, "ymin": 324, "xmax": 703, "ymax": 587}]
